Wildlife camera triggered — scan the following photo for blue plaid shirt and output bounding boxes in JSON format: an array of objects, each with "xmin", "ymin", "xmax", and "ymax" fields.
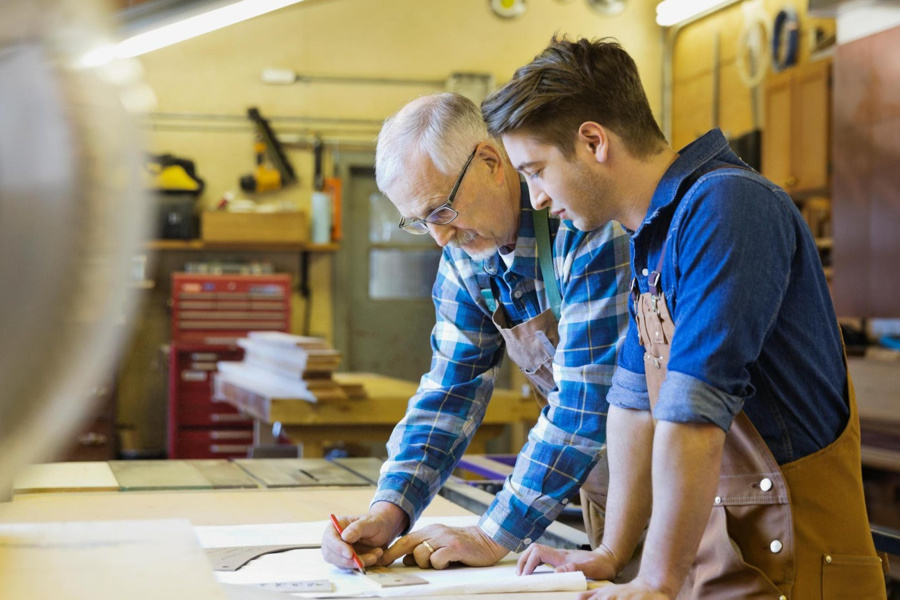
[{"xmin": 373, "ymin": 185, "xmax": 631, "ymax": 551}]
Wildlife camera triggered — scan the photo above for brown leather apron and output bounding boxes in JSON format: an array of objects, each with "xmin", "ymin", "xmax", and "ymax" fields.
[
  {"xmin": 489, "ymin": 302, "xmax": 610, "ymax": 549},
  {"xmin": 634, "ymin": 267, "xmax": 888, "ymax": 599}
]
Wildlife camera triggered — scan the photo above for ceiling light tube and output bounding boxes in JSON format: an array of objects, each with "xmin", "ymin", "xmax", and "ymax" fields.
[
  {"xmin": 80, "ymin": 0, "xmax": 304, "ymax": 67},
  {"xmin": 656, "ymin": 0, "xmax": 734, "ymax": 27}
]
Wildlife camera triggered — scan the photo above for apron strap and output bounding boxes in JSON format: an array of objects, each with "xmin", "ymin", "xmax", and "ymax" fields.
[
  {"xmin": 648, "ymin": 240, "xmax": 668, "ymax": 297},
  {"xmin": 647, "ymin": 163, "xmax": 751, "ymax": 298},
  {"xmin": 534, "ymin": 208, "xmax": 562, "ymax": 320}
]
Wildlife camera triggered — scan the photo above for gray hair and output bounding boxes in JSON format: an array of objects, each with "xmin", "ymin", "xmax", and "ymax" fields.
[{"xmin": 375, "ymin": 93, "xmax": 492, "ymax": 194}]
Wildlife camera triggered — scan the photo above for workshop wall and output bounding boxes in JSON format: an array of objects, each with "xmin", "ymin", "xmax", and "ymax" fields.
[
  {"xmin": 139, "ymin": 0, "xmax": 663, "ymax": 209},
  {"xmin": 120, "ymin": 0, "xmax": 663, "ymax": 454},
  {"xmin": 671, "ymin": 0, "xmax": 836, "ymax": 149}
]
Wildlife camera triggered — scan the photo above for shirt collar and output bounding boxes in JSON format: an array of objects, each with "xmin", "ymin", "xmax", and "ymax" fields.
[
  {"xmin": 635, "ymin": 128, "xmax": 738, "ymax": 237},
  {"xmin": 479, "ymin": 181, "xmax": 532, "ymax": 275}
]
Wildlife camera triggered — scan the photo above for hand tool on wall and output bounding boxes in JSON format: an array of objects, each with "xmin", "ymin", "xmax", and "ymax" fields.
[{"xmin": 240, "ymin": 107, "xmax": 297, "ymax": 193}]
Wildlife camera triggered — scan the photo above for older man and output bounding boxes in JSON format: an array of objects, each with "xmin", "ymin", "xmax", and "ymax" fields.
[{"xmin": 321, "ymin": 92, "xmax": 630, "ymax": 569}]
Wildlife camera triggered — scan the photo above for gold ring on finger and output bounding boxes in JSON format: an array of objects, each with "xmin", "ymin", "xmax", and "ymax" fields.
[{"xmin": 422, "ymin": 540, "xmax": 435, "ymax": 553}]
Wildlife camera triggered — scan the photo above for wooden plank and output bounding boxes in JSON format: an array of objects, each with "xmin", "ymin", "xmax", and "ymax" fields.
[
  {"xmin": 186, "ymin": 460, "xmax": 260, "ymax": 489},
  {"xmin": 201, "ymin": 211, "xmax": 309, "ymax": 244},
  {"xmin": 332, "ymin": 457, "xmax": 384, "ymax": 484},
  {"xmin": 0, "ymin": 488, "xmax": 471, "ymax": 525},
  {"xmin": 109, "ymin": 460, "xmax": 213, "ymax": 491},
  {"xmin": 220, "ymin": 373, "xmax": 536, "ymax": 426},
  {"xmin": 11, "ymin": 462, "xmax": 119, "ymax": 496},
  {"xmin": 233, "ymin": 459, "xmax": 371, "ymax": 488}
]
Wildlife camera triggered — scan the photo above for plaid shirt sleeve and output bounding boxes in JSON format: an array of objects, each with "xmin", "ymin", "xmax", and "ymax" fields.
[
  {"xmin": 371, "ymin": 249, "xmax": 506, "ymax": 527},
  {"xmin": 480, "ymin": 220, "xmax": 631, "ymax": 550},
  {"xmin": 372, "ymin": 220, "xmax": 631, "ymax": 551}
]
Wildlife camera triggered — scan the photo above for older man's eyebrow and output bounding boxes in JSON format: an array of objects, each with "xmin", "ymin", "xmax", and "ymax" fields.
[{"xmin": 403, "ymin": 194, "xmax": 447, "ymax": 221}]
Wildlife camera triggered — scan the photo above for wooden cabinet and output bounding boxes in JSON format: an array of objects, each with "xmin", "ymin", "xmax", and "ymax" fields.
[
  {"xmin": 762, "ymin": 58, "xmax": 832, "ymax": 194},
  {"xmin": 831, "ymin": 24, "xmax": 900, "ymax": 317},
  {"xmin": 762, "ymin": 59, "xmax": 833, "ymax": 278}
]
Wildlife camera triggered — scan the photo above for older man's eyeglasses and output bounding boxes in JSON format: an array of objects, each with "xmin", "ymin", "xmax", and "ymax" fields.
[{"xmin": 398, "ymin": 149, "xmax": 477, "ymax": 235}]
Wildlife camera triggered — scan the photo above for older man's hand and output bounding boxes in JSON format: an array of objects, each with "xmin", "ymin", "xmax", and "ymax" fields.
[
  {"xmin": 321, "ymin": 502, "xmax": 408, "ymax": 570},
  {"xmin": 380, "ymin": 524, "xmax": 509, "ymax": 569}
]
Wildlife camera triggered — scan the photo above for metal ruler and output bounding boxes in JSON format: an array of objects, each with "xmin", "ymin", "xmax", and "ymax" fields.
[
  {"xmin": 251, "ymin": 579, "xmax": 334, "ymax": 593},
  {"xmin": 363, "ymin": 569, "xmax": 429, "ymax": 588}
]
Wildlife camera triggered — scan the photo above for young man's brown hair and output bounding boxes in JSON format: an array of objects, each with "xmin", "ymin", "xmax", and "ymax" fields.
[{"xmin": 482, "ymin": 36, "xmax": 666, "ymax": 159}]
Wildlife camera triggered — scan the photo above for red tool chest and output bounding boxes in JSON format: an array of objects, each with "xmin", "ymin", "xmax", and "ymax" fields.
[{"xmin": 168, "ymin": 273, "xmax": 291, "ymax": 459}]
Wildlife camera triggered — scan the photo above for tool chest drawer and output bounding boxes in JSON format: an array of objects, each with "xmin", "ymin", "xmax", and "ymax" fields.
[
  {"xmin": 175, "ymin": 429, "xmax": 255, "ymax": 459},
  {"xmin": 171, "ymin": 273, "xmax": 291, "ymax": 344},
  {"xmin": 168, "ymin": 273, "xmax": 292, "ymax": 459}
]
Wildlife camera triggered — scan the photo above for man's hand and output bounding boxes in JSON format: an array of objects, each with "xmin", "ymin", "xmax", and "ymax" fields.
[
  {"xmin": 321, "ymin": 502, "xmax": 408, "ymax": 569},
  {"xmin": 380, "ymin": 524, "xmax": 509, "ymax": 569},
  {"xmin": 517, "ymin": 543, "xmax": 618, "ymax": 580},
  {"xmin": 578, "ymin": 579, "xmax": 670, "ymax": 600}
]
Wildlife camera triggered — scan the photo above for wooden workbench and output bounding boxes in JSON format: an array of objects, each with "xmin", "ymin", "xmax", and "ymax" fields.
[
  {"xmin": 219, "ymin": 372, "xmax": 541, "ymax": 458},
  {"xmin": 0, "ymin": 459, "xmax": 590, "ymax": 600},
  {"xmin": 849, "ymin": 356, "xmax": 900, "ymax": 472}
]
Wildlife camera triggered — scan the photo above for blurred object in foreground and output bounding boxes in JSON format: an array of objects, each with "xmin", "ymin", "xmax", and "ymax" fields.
[{"xmin": 0, "ymin": 0, "xmax": 153, "ymax": 497}]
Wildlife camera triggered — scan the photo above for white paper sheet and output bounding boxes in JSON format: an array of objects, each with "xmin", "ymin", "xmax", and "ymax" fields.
[
  {"xmin": 215, "ymin": 549, "xmax": 585, "ymax": 597},
  {"xmin": 196, "ymin": 516, "xmax": 587, "ymax": 597}
]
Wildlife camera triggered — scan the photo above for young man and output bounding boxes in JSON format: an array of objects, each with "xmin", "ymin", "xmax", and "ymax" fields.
[
  {"xmin": 321, "ymin": 93, "xmax": 630, "ymax": 570},
  {"xmin": 482, "ymin": 37, "xmax": 886, "ymax": 599}
]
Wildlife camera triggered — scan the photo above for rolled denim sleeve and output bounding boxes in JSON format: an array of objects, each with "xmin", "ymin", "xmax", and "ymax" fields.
[{"xmin": 608, "ymin": 313, "xmax": 650, "ymax": 411}]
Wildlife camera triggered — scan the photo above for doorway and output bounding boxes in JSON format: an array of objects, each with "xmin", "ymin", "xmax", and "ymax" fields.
[{"xmin": 334, "ymin": 154, "xmax": 439, "ymax": 383}]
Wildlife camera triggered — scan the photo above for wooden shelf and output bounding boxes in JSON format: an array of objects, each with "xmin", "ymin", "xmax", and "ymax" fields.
[{"xmin": 146, "ymin": 240, "xmax": 339, "ymax": 252}]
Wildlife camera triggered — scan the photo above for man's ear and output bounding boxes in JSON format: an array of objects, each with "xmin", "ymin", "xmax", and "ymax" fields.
[
  {"xmin": 577, "ymin": 122, "xmax": 609, "ymax": 164},
  {"xmin": 478, "ymin": 142, "xmax": 506, "ymax": 183}
]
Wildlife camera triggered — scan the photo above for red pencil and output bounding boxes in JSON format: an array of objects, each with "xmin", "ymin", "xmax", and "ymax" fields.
[{"xmin": 329, "ymin": 513, "xmax": 366, "ymax": 574}]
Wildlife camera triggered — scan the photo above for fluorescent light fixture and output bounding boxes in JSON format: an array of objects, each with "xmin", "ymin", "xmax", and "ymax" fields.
[
  {"xmin": 656, "ymin": 0, "xmax": 734, "ymax": 26},
  {"xmin": 80, "ymin": 0, "xmax": 305, "ymax": 67}
]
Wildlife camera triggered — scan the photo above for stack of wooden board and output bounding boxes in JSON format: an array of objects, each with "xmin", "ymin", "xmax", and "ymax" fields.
[{"xmin": 215, "ymin": 332, "xmax": 364, "ymax": 403}]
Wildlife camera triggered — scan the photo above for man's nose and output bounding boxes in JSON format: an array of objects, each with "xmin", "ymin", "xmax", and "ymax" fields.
[
  {"xmin": 428, "ymin": 222, "xmax": 455, "ymax": 247},
  {"xmin": 529, "ymin": 183, "xmax": 551, "ymax": 211}
]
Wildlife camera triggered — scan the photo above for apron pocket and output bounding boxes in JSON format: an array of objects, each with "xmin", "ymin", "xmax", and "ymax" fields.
[
  {"xmin": 821, "ymin": 554, "xmax": 886, "ymax": 600},
  {"xmin": 688, "ymin": 507, "xmax": 785, "ymax": 598}
]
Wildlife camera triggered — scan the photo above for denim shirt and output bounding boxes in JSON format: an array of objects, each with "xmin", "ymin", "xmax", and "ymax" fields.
[{"xmin": 607, "ymin": 129, "xmax": 848, "ymax": 464}]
